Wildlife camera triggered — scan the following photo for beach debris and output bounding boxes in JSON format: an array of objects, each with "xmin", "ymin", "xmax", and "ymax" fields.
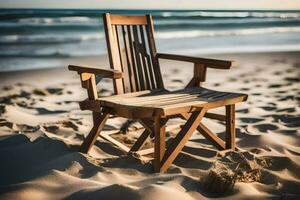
[
  {"xmin": 33, "ymin": 87, "xmax": 63, "ymax": 96},
  {"xmin": 62, "ymin": 120, "xmax": 79, "ymax": 131},
  {"xmin": 202, "ymin": 164, "xmax": 236, "ymax": 195},
  {"xmin": 202, "ymin": 151, "xmax": 269, "ymax": 195}
]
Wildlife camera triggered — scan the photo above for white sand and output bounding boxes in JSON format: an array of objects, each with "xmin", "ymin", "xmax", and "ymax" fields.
[{"xmin": 0, "ymin": 52, "xmax": 299, "ymax": 199}]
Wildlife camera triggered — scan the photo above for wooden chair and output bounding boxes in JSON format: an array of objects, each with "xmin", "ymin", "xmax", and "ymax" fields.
[{"xmin": 68, "ymin": 13, "xmax": 247, "ymax": 173}]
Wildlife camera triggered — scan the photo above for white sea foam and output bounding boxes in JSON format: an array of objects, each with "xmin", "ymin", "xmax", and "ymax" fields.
[
  {"xmin": 0, "ymin": 33, "xmax": 104, "ymax": 43},
  {"xmin": 156, "ymin": 27, "xmax": 300, "ymax": 39},
  {"xmin": 18, "ymin": 16, "xmax": 99, "ymax": 25},
  {"xmin": 160, "ymin": 11, "xmax": 300, "ymax": 18}
]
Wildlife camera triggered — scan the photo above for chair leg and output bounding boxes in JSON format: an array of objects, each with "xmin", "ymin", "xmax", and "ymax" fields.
[
  {"xmin": 225, "ymin": 105, "xmax": 236, "ymax": 150},
  {"xmin": 160, "ymin": 109, "xmax": 206, "ymax": 172},
  {"xmin": 79, "ymin": 112, "xmax": 109, "ymax": 153},
  {"xmin": 129, "ymin": 129, "xmax": 150, "ymax": 152},
  {"xmin": 181, "ymin": 113, "xmax": 226, "ymax": 150},
  {"xmin": 153, "ymin": 115, "xmax": 166, "ymax": 172}
]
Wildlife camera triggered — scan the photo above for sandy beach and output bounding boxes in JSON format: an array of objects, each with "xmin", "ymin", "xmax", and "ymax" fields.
[{"xmin": 0, "ymin": 51, "xmax": 299, "ymax": 199}]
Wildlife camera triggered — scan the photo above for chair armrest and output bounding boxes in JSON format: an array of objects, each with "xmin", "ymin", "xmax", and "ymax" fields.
[
  {"xmin": 156, "ymin": 53, "xmax": 237, "ymax": 69},
  {"xmin": 68, "ymin": 64, "xmax": 123, "ymax": 79}
]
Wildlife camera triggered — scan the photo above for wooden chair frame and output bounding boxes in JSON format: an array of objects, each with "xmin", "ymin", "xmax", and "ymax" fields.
[{"xmin": 68, "ymin": 13, "xmax": 247, "ymax": 173}]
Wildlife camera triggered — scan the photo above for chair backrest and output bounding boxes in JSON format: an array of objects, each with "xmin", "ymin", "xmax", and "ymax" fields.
[{"xmin": 103, "ymin": 13, "xmax": 164, "ymax": 94}]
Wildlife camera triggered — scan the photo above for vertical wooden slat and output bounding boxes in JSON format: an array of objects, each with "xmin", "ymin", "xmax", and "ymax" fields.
[
  {"xmin": 104, "ymin": 14, "xmax": 164, "ymax": 92},
  {"xmin": 115, "ymin": 25, "xmax": 131, "ymax": 92},
  {"xmin": 137, "ymin": 25, "xmax": 151, "ymax": 90},
  {"xmin": 132, "ymin": 26, "xmax": 146, "ymax": 90},
  {"xmin": 146, "ymin": 15, "xmax": 164, "ymax": 89},
  {"xmin": 122, "ymin": 25, "xmax": 136, "ymax": 92},
  {"xmin": 127, "ymin": 25, "xmax": 140, "ymax": 91},
  {"xmin": 141, "ymin": 24, "xmax": 156, "ymax": 89},
  {"xmin": 226, "ymin": 105, "xmax": 236, "ymax": 150},
  {"xmin": 139, "ymin": 25, "xmax": 153, "ymax": 90},
  {"xmin": 114, "ymin": 25, "xmax": 125, "ymax": 90},
  {"xmin": 103, "ymin": 13, "xmax": 124, "ymax": 94}
]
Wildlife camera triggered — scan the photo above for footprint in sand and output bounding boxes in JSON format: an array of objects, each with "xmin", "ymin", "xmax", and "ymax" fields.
[
  {"xmin": 276, "ymin": 107, "xmax": 295, "ymax": 113},
  {"xmin": 33, "ymin": 87, "xmax": 63, "ymax": 96},
  {"xmin": 240, "ymin": 88, "xmax": 250, "ymax": 91},
  {"xmin": 61, "ymin": 121, "xmax": 79, "ymax": 131},
  {"xmin": 46, "ymin": 88, "xmax": 63, "ymax": 95},
  {"xmin": 268, "ymin": 84, "xmax": 283, "ymax": 88},
  {"xmin": 273, "ymin": 71, "xmax": 283, "ymax": 75},
  {"xmin": 36, "ymin": 107, "xmax": 67, "ymax": 115},
  {"xmin": 0, "ymin": 119, "xmax": 13, "ymax": 129},
  {"xmin": 239, "ymin": 117, "xmax": 265, "ymax": 124},
  {"xmin": 260, "ymin": 106, "xmax": 277, "ymax": 111},
  {"xmin": 2, "ymin": 86, "xmax": 13, "ymax": 91},
  {"xmin": 278, "ymin": 95, "xmax": 295, "ymax": 101},
  {"xmin": 253, "ymin": 123, "xmax": 278, "ymax": 132},
  {"xmin": 43, "ymin": 125, "xmax": 59, "ymax": 133},
  {"xmin": 43, "ymin": 120, "xmax": 80, "ymax": 133},
  {"xmin": 236, "ymin": 108, "xmax": 249, "ymax": 114},
  {"xmin": 269, "ymin": 114, "xmax": 300, "ymax": 127},
  {"xmin": 0, "ymin": 105, "xmax": 6, "ymax": 114},
  {"xmin": 251, "ymin": 93, "xmax": 262, "ymax": 96},
  {"xmin": 275, "ymin": 90, "xmax": 287, "ymax": 94},
  {"xmin": 0, "ymin": 90, "xmax": 31, "ymax": 104},
  {"xmin": 284, "ymin": 77, "xmax": 299, "ymax": 83},
  {"xmin": 16, "ymin": 124, "xmax": 40, "ymax": 133}
]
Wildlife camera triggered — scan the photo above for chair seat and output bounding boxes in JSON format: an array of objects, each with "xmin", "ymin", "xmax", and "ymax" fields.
[{"xmin": 99, "ymin": 87, "xmax": 247, "ymax": 118}]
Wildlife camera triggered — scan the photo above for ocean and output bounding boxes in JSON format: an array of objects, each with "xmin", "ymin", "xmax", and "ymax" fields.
[{"xmin": 0, "ymin": 9, "xmax": 300, "ymax": 71}]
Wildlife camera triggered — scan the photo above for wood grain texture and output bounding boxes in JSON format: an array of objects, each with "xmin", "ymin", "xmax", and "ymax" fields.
[
  {"xmin": 79, "ymin": 113, "xmax": 109, "ymax": 153},
  {"xmin": 157, "ymin": 53, "xmax": 236, "ymax": 69},
  {"xmin": 153, "ymin": 115, "xmax": 166, "ymax": 172},
  {"xmin": 226, "ymin": 104, "xmax": 236, "ymax": 150},
  {"xmin": 68, "ymin": 65, "xmax": 123, "ymax": 79},
  {"xmin": 110, "ymin": 14, "xmax": 147, "ymax": 25},
  {"xmin": 103, "ymin": 14, "xmax": 164, "ymax": 94},
  {"xmin": 69, "ymin": 13, "xmax": 248, "ymax": 173}
]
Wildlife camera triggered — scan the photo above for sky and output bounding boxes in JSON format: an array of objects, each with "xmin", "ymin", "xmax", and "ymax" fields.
[{"xmin": 0, "ymin": 0, "xmax": 300, "ymax": 10}]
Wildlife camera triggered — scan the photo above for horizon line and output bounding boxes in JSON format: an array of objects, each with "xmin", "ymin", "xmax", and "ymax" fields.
[{"xmin": 1, "ymin": 8, "xmax": 300, "ymax": 11}]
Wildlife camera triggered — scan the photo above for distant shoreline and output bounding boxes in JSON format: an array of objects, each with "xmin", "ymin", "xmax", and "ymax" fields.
[{"xmin": 0, "ymin": 50, "xmax": 299, "ymax": 73}]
